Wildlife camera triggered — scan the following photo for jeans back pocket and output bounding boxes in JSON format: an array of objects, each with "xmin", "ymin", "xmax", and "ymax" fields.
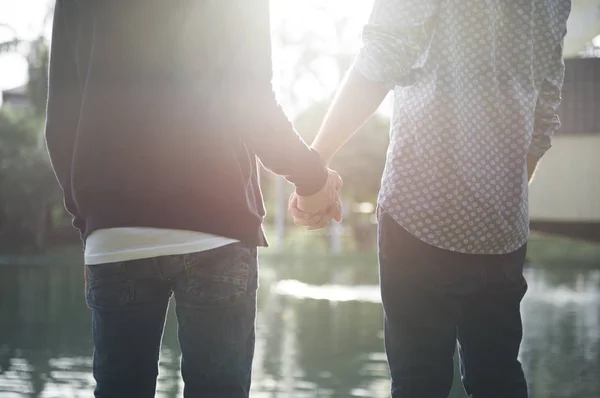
[
  {"xmin": 177, "ymin": 243, "xmax": 257, "ymax": 308},
  {"xmin": 86, "ymin": 263, "xmax": 134, "ymax": 309}
]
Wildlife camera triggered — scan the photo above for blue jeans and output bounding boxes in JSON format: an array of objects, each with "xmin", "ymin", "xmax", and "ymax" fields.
[
  {"xmin": 85, "ymin": 243, "xmax": 258, "ymax": 398},
  {"xmin": 378, "ymin": 211, "xmax": 528, "ymax": 398}
]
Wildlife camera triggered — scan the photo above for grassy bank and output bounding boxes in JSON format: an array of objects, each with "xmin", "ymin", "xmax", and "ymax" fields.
[
  {"xmin": 0, "ymin": 244, "xmax": 83, "ymax": 266},
  {"xmin": 1, "ymin": 234, "xmax": 599, "ymax": 269},
  {"xmin": 526, "ymin": 233, "xmax": 600, "ymax": 268},
  {"xmin": 262, "ymin": 227, "xmax": 600, "ymax": 269}
]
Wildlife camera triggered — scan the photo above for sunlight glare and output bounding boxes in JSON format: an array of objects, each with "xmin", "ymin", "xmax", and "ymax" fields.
[
  {"xmin": 270, "ymin": 0, "xmax": 374, "ymax": 114},
  {"xmin": 272, "ymin": 279, "xmax": 381, "ymax": 303}
]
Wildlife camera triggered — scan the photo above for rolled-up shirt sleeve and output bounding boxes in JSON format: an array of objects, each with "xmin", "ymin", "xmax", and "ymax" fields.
[
  {"xmin": 354, "ymin": 0, "xmax": 440, "ymax": 89},
  {"xmin": 529, "ymin": 42, "xmax": 566, "ymax": 159}
]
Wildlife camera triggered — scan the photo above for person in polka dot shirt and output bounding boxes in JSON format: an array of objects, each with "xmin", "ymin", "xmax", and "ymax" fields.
[{"xmin": 292, "ymin": 0, "xmax": 572, "ymax": 396}]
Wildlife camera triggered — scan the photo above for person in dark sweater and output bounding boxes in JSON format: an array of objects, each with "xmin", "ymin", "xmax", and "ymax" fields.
[{"xmin": 45, "ymin": 1, "xmax": 341, "ymax": 397}]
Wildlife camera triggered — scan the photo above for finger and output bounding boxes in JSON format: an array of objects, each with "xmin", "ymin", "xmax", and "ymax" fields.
[
  {"xmin": 328, "ymin": 201, "xmax": 342, "ymax": 223},
  {"xmin": 292, "ymin": 203, "xmax": 326, "ymax": 225},
  {"xmin": 307, "ymin": 204, "xmax": 337, "ymax": 230},
  {"xmin": 332, "ymin": 200, "xmax": 343, "ymax": 223},
  {"xmin": 334, "ymin": 173, "xmax": 343, "ymax": 190},
  {"xmin": 294, "ymin": 214, "xmax": 324, "ymax": 227},
  {"xmin": 290, "ymin": 201, "xmax": 323, "ymax": 225},
  {"xmin": 289, "ymin": 194, "xmax": 318, "ymax": 221},
  {"xmin": 307, "ymin": 215, "xmax": 333, "ymax": 230},
  {"xmin": 327, "ymin": 178, "xmax": 340, "ymax": 203},
  {"xmin": 290, "ymin": 206, "xmax": 319, "ymax": 222},
  {"xmin": 327, "ymin": 169, "xmax": 343, "ymax": 190},
  {"xmin": 288, "ymin": 194, "xmax": 304, "ymax": 217}
]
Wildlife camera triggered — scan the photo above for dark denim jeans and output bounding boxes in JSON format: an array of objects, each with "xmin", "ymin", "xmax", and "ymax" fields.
[
  {"xmin": 378, "ymin": 211, "xmax": 528, "ymax": 398},
  {"xmin": 85, "ymin": 243, "xmax": 258, "ymax": 398}
]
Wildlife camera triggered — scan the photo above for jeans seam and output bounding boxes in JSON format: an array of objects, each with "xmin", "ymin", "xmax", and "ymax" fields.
[{"xmin": 154, "ymin": 257, "xmax": 173, "ymax": 281}]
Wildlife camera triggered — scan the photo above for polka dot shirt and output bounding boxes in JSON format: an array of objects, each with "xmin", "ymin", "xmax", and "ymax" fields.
[{"xmin": 355, "ymin": 0, "xmax": 571, "ymax": 254}]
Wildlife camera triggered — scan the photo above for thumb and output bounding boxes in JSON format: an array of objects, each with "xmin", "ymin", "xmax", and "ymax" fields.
[
  {"xmin": 335, "ymin": 173, "xmax": 343, "ymax": 190},
  {"xmin": 288, "ymin": 193, "xmax": 298, "ymax": 211},
  {"xmin": 328, "ymin": 169, "xmax": 343, "ymax": 190},
  {"xmin": 333, "ymin": 200, "xmax": 343, "ymax": 222}
]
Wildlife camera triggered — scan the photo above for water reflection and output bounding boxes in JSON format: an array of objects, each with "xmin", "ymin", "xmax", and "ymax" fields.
[
  {"xmin": 520, "ymin": 270, "xmax": 600, "ymax": 398},
  {"xmin": 272, "ymin": 280, "xmax": 381, "ymax": 302},
  {"xmin": 0, "ymin": 258, "xmax": 599, "ymax": 397}
]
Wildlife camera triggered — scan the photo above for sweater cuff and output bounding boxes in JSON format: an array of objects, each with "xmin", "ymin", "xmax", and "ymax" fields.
[{"xmin": 294, "ymin": 150, "xmax": 328, "ymax": 197}]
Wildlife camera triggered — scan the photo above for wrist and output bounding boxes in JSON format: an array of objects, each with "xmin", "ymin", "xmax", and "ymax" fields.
[
  {"xmin": 295, "ymin": 155, "xmax": 328, "ymax": 197},
  {"xmin": 311, "ymin": 142, "xmax": 333, "ymax": 167}
]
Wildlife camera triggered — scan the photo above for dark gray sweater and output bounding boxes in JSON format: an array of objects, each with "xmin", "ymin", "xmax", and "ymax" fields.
[{"xmin": 45, "ymin": 0, "xmax": 327, "ymax": 246}]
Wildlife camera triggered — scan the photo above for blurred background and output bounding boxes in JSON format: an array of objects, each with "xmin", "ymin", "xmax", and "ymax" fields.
[{"xmin": 0, "ymin": 0, "xmax": 599, "ymax": 397}]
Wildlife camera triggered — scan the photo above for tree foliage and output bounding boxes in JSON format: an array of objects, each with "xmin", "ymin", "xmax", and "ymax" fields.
[
  {"xmin": 27, "ymin": 38, "xmax": 50, "ymax": 117},
  {"xmin": 0, "ymin": 23, "xmax": 21, "ymax": 54},
  {"xmin": 0, "ymin": 38, "xmax": 62, "ymax": 250},
  {"xmin": 0, "ymin": 108, "xmax": 60, "ymax": 249}
]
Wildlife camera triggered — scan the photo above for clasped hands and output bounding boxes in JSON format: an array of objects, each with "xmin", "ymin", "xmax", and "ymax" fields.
[{"xmin": 288, "ymin": 168, "xmax": 343, "ymax": 230}]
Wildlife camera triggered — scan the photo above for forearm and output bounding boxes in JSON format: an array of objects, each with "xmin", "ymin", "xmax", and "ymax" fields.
[
  {"xmin": 313, "ymin": 0, "xmax": 438, "ymax": 163},
  {"xmin": 236, "ymin": 0, "xmax": 327, "ymax": 196},
  {"xmin": 244, "ymin": 93, "xmax": 328, "ymax": 196},
  {"xmin": 312, "ymin": 66, "xmax": 389, "ymax": 164}
]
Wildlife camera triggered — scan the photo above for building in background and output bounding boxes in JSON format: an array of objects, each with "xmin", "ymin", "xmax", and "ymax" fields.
[
  {"xmin": 1, "ymin": 84, "xmax": 29, "ymax": 109},
  {"xmin": 530, "ymin": 57, "xmax": 600, "ymax": 241}
]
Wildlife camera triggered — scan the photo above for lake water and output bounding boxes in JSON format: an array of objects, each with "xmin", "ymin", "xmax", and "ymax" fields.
[{"xmin": 1, "ymin": 254, "xmax": 599, "ymax": 398}]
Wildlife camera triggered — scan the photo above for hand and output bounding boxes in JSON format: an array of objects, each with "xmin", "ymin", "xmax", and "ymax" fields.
[
  {"xmin": 288, "ymin": 194, "xmax": 342, "ymax": 230},
  {"xmin": 288, "ymin": 169, "xmax": 343, "ymax": 230}
]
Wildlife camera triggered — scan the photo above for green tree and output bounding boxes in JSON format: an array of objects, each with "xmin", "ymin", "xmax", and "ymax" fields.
[
  {"xmin": 0, "ymin": 108, "xmax": 58, "ymax": 249},
  {"xmin": 0, "ymin": 24, "xmax": 20, "ymax": 54},
  {"xmin": 27, "ymin": 37, "xmax": 49, "ymax": 118},
  {"xmin": 0, "ymin": 36, "xmax": 61, "ymax": 251}
]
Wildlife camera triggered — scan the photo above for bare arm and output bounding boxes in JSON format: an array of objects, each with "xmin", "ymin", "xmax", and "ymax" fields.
[
  {"xmin": 292, "ymin": 0, "xmax": 440, "ymax": 227},
  {"xmin": 312, "ymin": 68, "xmax": 389, "ymax": 164},
  {"xmin": 311, "ymin": 0, "xmax": 440, "ymax": 162},
  {"xmin": 235, "ymin": 0, "xmax": 327, "ymax": 196}
]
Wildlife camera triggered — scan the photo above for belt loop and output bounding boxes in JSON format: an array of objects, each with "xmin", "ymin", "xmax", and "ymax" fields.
[
  {"xmin": 153, "ymin": 257, "xmax": 168, "ymax": 280},
  {"xmin": 119, "ymin": 261, "xmax": 130, "ymax": 280}
]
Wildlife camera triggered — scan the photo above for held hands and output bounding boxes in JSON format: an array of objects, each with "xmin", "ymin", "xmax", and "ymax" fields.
[{"xmin": 288, "ymin": 168, "xmax": 343, "ymax": 230}]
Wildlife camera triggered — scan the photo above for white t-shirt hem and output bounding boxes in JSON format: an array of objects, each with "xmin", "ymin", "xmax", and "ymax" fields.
[{"xmin": 84, "ymin": 228, "xmax": 239, "ymax": 265}]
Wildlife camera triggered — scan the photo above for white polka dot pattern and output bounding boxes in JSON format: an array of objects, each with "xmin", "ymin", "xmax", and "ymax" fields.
[{"xmin": 355, "ymin": 0, "xmax": 571, "ymax": 254}]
